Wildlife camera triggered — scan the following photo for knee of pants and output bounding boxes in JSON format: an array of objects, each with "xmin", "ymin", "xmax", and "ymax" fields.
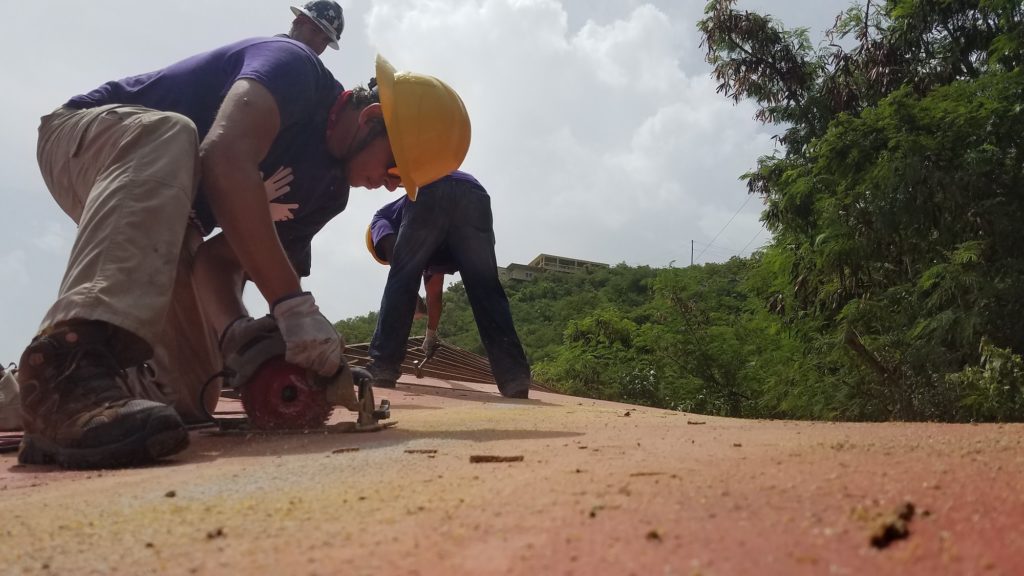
[
  {"xmin": 122, "ymin": 111, "xmax": 201, "ymax": 194},
  {"xmin": 127, "ymin": 111, "xmax": 200, "ymax": 156},
  {"xmin": 165, "ymin": 115, "xmax": 199, "ymax": 149},
  {"xmin": 147, "ymin": 111, "xmax": 198, "ymax": 136}
]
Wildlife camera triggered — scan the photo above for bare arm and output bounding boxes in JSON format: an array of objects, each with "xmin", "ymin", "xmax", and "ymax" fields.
[
  {"xmin": 200, "ymin": 79, "xmax": 300, "ymax": 305},
  {"xmin": 424, "ymin": 273, "xmax": 444, "ymax": 331}
]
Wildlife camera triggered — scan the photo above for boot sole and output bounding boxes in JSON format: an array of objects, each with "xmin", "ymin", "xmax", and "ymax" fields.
[{"xmin": 18, "ymin": 408, "xmax": 190, "ymax": 470}]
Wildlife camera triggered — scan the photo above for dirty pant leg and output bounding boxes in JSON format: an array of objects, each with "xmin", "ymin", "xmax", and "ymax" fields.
[
  {"xmin": 368, "ymin": 191, "xmax": 449, "ymax": 380},
  {"xmin": 448, "ymin": 191, "xmax": 532, "ymax": 393},
  {"xmin": 143, "ymin": 227, "xmax": 222, "ymax": 424},
  {"xmin": 35, "ymin": 105, "xmax": 200, "ymax": 365}
]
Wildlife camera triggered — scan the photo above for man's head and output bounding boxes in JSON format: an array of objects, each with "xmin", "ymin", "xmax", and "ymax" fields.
[
  {"xmin": 325, "ymin": 85, "xmax": 396, "ymax": 191},
  {"xmin": 289, "ymin": 1, "xmax": 344, "ymax": 55},
  {"xmin": 326, "ymin": 55, "xmax": 472, "ymax": 200}
]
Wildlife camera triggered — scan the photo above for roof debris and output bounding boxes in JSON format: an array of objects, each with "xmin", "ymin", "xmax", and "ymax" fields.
[
  {"xmin": 469, "ymin": 455, "xmax": 524, "ymax": 464},
  {"xmin": 870, "ymin": 502, "xmax": 916, "ymax": 549}
]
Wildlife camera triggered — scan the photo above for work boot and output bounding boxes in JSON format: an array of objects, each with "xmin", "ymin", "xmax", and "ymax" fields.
[
  {"xmin": 499, "ymin": 379, "xmax": 531, "ymax": 399},
  {"xmin": 370, "ymin": 377, "xmax": 397, "ymax": 389},
  {"xmin": 365, "ymin": 362, "xmax": 398, "ymax": 389},
  {"xmin": 0, "ymin": 363, "xmax": 22, "ymax": 431},
  {"xmin": 17, "ymin": 321, "xmax": 189, "ymax": 469},
  {"xmin": 124, "ymin": 362, "xmax": 177, "ymax": 406}
]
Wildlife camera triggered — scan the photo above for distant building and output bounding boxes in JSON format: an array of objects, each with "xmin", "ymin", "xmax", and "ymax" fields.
[
  {"xmin": 527, "ymin": 254, "xmax": 609, "ymax": 274},
  {"xmin": 498, "ymin": 263, "xmax": 541, "ymax": 282},
  {"xmin": 498, "ymin": 253, "xmax": 609, "ymax": 282}
]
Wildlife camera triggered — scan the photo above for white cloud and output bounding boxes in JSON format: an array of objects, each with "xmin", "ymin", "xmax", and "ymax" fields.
[
  {"xmin": 361, "ymin": 0, "xmax": 773, "ymax": 269},
  {"xmin": 32, "ymin": 221, "xmax": 71, "ymax": 256},
  {"xmin": 0, "ymin": 250, "xmax": 29, "ymax": 287},
  {"xmin": 574, "ymin": 4, "xmax": 686, "ymax": 93},
  {"xmin": 0, "ymin": 0, "xmax": 848, "ymax": 361}
]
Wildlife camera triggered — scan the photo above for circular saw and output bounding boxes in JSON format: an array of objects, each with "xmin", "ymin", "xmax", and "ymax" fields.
[
  {"xmin": 239, "ymin": 356, "xmax": 333, "ymax": 430},
  {"xmin": 220, "ymin": 316, "xmax": 390, "ymax": 431}
]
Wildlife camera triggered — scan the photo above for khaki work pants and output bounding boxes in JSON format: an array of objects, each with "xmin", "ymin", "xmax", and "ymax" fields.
[{"xmin": 36, "ymin": 105, "xmax": 219, "ymax": 422}]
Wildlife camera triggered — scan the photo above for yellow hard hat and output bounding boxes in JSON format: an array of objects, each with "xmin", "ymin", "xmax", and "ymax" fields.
[
  {"xmin": 376, "ymin": 54, "xmax": 471, "ymax": 201},
  {"xmin": 365, "ymin": 225, "xmax": 388, "ymax": 265}
]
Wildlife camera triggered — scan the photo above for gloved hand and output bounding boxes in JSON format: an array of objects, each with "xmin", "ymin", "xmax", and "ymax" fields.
[
  {"xmin": 272, "ymin": 292, "xmax": 343, "ymax": 377},
  {"xmin": 422, "ymin": 328, "xmax": 439, "ymax": 355},
  {"xmin": 263, "ymin": 166, "xmax": 298, "ymax": 222},
  {"xmin": 219, "ymin": 315, "xmax": 277, "ymax": 355}
]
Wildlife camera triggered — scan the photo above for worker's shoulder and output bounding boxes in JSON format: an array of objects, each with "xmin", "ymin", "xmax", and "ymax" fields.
[
  {"xmin": 448, "ymin": 170, "xmax": 481, "ymax": 186},
  {"xmin": 426, "ymin": 170, "xmax": 485, "ymax": 192},
  {"xmin": 226, "ymin": 36, "xmax": 327, "ymax": 73},
  {"xmin": 230, "ymin": 35, "xmax": 316, "ymax": 53}
]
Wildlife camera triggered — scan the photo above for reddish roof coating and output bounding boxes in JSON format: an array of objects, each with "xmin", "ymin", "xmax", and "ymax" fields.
[{"xmin": 2, "ymin": 376, "xmax": 1023, "ymax": 575}]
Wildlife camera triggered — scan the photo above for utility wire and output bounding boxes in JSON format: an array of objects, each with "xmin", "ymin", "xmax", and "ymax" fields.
[
  {"xmin": 684, "ymin": 228, "xmax": 766, "ymax": 263},
  {"xmin": 694, "ymin": 194, "xmax": 754, "ymax": 263},
  {"xmin": 739, "ymin": 228, "xmax": 765, "ymax": 255},
  {"xmin": 691, "ymin": 240, "xmax": 746, "ymax": 254},
  {"xmin": 696, "ymin": 245, "xmax": 742, "ymax": 257}
]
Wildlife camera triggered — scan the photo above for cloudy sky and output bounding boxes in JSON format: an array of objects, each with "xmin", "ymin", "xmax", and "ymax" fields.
[{"xmin": 0, "ymin": 0, "xmax": 851, "ymax": 363}]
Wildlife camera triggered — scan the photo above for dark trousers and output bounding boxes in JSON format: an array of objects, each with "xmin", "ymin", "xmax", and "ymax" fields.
[{"xmin": 367, "ymin": 180, "xmax": 531, "ymax": 394}]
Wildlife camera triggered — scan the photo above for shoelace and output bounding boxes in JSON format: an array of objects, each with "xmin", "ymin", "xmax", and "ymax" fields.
[{"xmin": 53, "ymin": 342, "xmax": 130, "ymax": 406}]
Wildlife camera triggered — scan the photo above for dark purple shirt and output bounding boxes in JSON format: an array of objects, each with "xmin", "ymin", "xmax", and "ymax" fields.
[
  {"xmin": 67, "ymin": 37, "xmax": 344, "ymax": 236},
  {"xmin": 67, "ymin": 37, "xmax": 337, "ymax": 141}
]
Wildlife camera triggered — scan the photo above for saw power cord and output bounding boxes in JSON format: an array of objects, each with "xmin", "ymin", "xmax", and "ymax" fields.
[{"xmin": 192, "ymin": 368, "xmax": 239, "ymax": 430}]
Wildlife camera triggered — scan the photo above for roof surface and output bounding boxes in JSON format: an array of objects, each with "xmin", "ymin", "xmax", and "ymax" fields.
[{"xmin": 2, "ymin": 375, "xmax": 1022, "ymax": 575}]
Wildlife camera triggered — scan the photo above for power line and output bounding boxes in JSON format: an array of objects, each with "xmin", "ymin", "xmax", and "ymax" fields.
[
  {"xmin": 678, "ymin": 230, "xmax": 766, "ymax": 265},
  {"xmin": 696, "ymin": 244, "xmax": 742, "ymax": 257},
  {"xmin": 739, "ymin": 228, "xmax": 765, "ymax": 255},
  {"xmin": 692, "ymin": 240, "xmax": 745, "ymax": 254},
  {"xmin": 694, "ymin": 194, "xmax": 754, "ymax": 263}
]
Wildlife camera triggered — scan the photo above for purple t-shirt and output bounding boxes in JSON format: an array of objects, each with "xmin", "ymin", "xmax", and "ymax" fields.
[
  {"xmin": 67, "ymin": 37, "xmax": 344, "ymax": 233},
  {"xmin": 369, "ymin": 171, "xmax": 483, "ymax": 275},
  {"xmin": 67, "ymin": 37, "xmax": 338, "ymax": 140}
]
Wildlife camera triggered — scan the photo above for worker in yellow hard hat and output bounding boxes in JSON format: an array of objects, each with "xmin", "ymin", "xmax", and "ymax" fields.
[
  {"xmin": 20, "ymin": 31, "xmax": 469, "ymax": 469},
  {"xmin": 193, "ymin": 53, "xmax": 473, "ymax": 416}
]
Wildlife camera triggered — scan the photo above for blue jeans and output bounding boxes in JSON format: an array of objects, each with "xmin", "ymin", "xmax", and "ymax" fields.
[{"xmin": 367, "ymin": 179, "xmax": 531, "ymax": 394}]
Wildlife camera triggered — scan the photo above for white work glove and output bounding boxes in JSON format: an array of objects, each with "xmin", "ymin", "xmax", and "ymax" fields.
[
  {"xmin": 263, "ymin": 166, "xmax": 298, "ymax": 222},
  {"xmin": 272, "ymin": 292, "xmax": 343, "ymax": 377},
  {"xmin": 422, "ymin": 328, "xmax": 439, "ymax": 355}
]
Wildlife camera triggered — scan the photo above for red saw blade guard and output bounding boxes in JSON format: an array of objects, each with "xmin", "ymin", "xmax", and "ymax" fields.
[{"xmin": 240, "ymin": 356, "xmax": 333, "ymax": 430}]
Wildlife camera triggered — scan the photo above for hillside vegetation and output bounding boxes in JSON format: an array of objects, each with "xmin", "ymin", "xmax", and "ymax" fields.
[{"xmin": 336, "ymin": 257, "xmax": 1023, "ymax": 422}]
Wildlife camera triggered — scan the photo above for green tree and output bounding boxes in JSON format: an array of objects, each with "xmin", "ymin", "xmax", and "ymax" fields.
[
  {"xmin": 700, "ymin": 0, "xmax": 1024, "ymax": 420},
  {"xmin": 534, "ymin": 308, "xmax": 646, "ymax": 402}
]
